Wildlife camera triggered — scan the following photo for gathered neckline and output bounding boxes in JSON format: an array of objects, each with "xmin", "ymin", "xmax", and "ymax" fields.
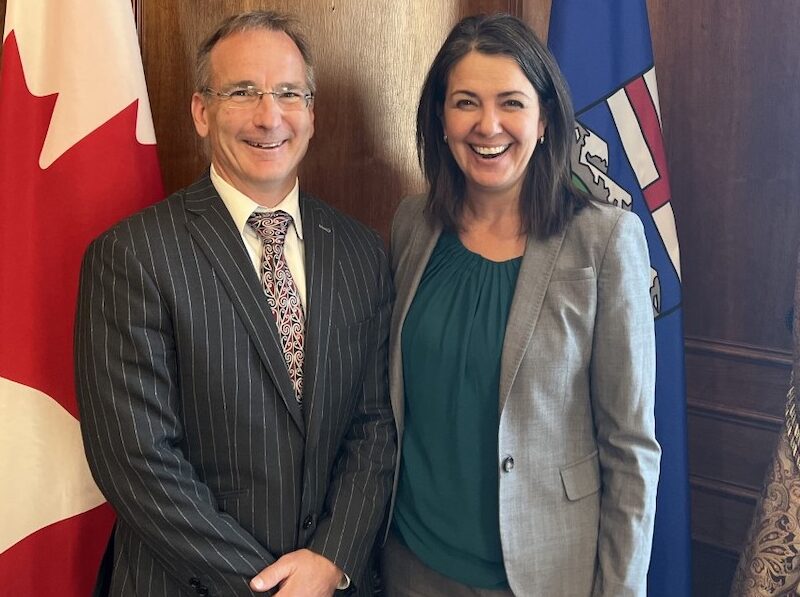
[{"xmin": 444, "ymin": 232, "xmax": 524, "ymax": 265}]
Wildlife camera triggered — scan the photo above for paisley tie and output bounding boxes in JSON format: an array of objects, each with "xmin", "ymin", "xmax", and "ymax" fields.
[{"xmin": 247, "ymin": 211, "xmax": 305, "ymax": 404}]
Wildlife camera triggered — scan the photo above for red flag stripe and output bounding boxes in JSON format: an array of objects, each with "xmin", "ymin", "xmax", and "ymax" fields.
[
  {"xmin": 0, "ymin": 3, "xmax": 163, "ymax": 594},
  {"xmin": 624, "ymin": 76, "xmax": 672, "ymax": 211},
  {"xmin": 643, "ymin": 174, "xmax": 672, "ymax": 212},
  {"xmin": 0, "ymin": 505, "xmax": 115, "ymax": 596}
]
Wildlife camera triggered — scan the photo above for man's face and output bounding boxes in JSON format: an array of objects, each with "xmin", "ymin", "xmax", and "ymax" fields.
[{"xmin": 191, "ymin": 29, "xmax": 314, "ymax": 207}]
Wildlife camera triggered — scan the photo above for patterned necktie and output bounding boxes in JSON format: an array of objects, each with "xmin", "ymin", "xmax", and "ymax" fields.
[{"xmin": 247, "ymin": 211, "xmax": 305, "ymax": 404}]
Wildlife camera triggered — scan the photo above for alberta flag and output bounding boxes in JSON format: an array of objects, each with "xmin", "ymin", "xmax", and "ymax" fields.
[
  {"xmin": 548, "ymin": 2, "xmax": 691, "ymax": 595},
  {"xmin": 0, "ymin": 0, "xmax": 163, "ymax": 594}
]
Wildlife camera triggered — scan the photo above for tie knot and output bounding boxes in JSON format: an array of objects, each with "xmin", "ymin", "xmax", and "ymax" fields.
[{"xmin": 248, "ymin": 210, "xmax": 292, "ymax": 246}]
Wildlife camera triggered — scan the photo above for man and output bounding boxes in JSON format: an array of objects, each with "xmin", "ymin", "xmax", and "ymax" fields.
[{"xmin": 75, "ymin": 11, "xmax": 395, "ymax": 596}]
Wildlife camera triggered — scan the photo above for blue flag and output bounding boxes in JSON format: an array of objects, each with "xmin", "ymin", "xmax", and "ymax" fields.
[{"xmin": 548, "ymin": 3, "xmax": 691, "ymax": 595}]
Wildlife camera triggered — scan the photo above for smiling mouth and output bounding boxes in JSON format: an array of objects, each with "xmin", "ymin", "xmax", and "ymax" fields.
[
  {"xmin": 246, "ymin": 140, "xmax": 285, "ymax": 149},
  {"xmin": 470, "ymin": 144, "xmax": 510, "ymax": 159}
]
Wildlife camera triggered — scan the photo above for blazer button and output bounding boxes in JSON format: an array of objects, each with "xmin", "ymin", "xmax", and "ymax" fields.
[
  {"xmin": 302, "ymin": 515, "xmax": 314, "ymax": 529},
  {"xmin": 189, "ymin": 577, "xmax": 201, "ymax": 588},
  {"xmin": 196, "ymin": 587, "xmax": 208, "ymax": 596},
  {"xmin": 502, "ymin": 456, "xmax": 515, "ymax": 472}
]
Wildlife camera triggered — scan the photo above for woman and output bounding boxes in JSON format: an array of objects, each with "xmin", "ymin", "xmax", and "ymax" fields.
[{"xmin": 382, "ymin": 14, "xmax": 660, "ymax": 597}]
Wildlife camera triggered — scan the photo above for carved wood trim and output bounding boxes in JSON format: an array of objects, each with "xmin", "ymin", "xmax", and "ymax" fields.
[
  {"xmin": 691, "ymin": 537, "xmax": 742, "ymax": 558},
  {"xmin": 685, "ymin": 335, "xmax": 793, "ymax": 368},
  {"xmin": 690, "ymin": 475, "xmax": 761, "ymax": 556},
  {"xmin": 690, "ymin": 474, "xmax": 760, "ymax": 504},
  {"xmin": 688, "ymin": 399, "xmax": 784, "ymax": 431}
]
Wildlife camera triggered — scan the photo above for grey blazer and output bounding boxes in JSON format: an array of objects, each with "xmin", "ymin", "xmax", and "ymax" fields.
[
  {"xmin": 75, "ymin": 174, "xmax": 396, "ymax": 597},
  {"xmin": 387, "ymin": 195, "xmax": 660, "ymax": 597}
]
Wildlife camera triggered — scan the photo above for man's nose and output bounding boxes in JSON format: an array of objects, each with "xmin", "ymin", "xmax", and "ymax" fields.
[{"xmin": 252, "ymin": 92, "xmax": 282, "ymax": 127}]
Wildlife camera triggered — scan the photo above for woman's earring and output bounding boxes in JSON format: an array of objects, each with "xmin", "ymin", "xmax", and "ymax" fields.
[
  {"xmin": 538, "ymin": 134, "xmax": 545, "ymax": 145},
  {"xmin": 443, "ymin": 133, "xmax": 449, "ymax": 143}
]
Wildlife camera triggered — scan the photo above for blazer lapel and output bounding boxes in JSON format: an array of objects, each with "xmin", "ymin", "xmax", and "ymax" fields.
[
  {"xmin": 298, "ymin": 195, "xmax": 334, "ymax": 445},
  {"xmin": 389, "ymin": 212, "xmax": 441, "ymax": 435},
  {"xmin": 498, "ymin": 227, "xmax": 568, "ymax": 415},
  {"xmin": 184, "ymin": 175, "xmax": 305, "ymax": 435}
]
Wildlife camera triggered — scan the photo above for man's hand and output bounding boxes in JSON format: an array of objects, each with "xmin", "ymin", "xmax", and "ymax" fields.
[{"xmin": 250, "ymin": 549, "xmax": 344, "ymax": 596}]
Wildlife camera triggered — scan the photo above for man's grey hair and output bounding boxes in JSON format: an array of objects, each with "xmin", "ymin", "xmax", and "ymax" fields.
[{"xmin": 194, "ymin": 10, "xmax": 316, "ymax": 93}]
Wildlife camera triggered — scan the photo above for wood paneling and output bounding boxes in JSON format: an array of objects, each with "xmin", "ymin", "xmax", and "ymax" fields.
[
  {"xmin": 5, "ymin": 0, "xmax": 800, "ymax": 592},
  {"xmin": 0, "ymin": 0, "xmax": 6, "ymax": 65},
  {"xmin": 692, "ymin": 478, "xmax": 758, "ymax": 553},
  {"xmin": 137, "ymin": 0, "xmax": 519, "ymax": 241},
  {"xmin": 648, "ymin": 0, "xmax": 800, "ymax": 593},
  {"xmin": 684, "ymin": 338, "xmax": 793, "ymax": 591},
  {"xmin": 693, "ymin": 541, "xmax": 741, "ymax": 597},
  {"xmin": 520, "ymin": 0, "xmax": 550, "ymax": 41},
  {"xmin": 686, "ymin": 338, "xmax": 791, "ymax": 420},
  {"xmin": 689, "ymin": 408, "xmax": 779, "ymax": 491},
  {"xmin": 648, "ymin": 0, "xmax": 800, "ymax": 353}
]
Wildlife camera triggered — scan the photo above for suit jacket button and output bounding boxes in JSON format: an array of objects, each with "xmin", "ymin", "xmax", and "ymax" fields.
[
  {"xmin": 502, "ymin": 456, "xmax": 515, "ymax": 472},
  {"xmin": 302, "ymin": 515, "xmax": 314, "ymax": 529},
  {"xmin": 189, "ymin": 577, "xmax": 201, "ymax": 588},
  {"xmin": 197, "ymin": 587, "xmax": 208, "ymax": 596}
]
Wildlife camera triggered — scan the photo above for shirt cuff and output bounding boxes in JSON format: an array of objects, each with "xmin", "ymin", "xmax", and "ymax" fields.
[{"xmin": 336, "ymin": 572, "xmax": 351, "ymax": 590}]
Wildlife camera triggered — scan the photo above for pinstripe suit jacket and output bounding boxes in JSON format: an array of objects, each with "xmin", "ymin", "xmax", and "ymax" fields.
[{"xmin": 75, "ymin": 174, "xmax": 396, "ymax": 597}]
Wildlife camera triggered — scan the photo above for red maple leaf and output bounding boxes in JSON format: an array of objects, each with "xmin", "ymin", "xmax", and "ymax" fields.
[
  {"xmin": 0, "ymin": 31, "xmax": 164, "ymax": 417},
  {"xmin": 0, "ymin": 31, "xmax": 163, "ymax": 596}
]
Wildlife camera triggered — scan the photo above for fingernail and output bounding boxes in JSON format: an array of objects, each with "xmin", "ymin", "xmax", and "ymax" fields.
[{"xmin": 251, "ymin": 578, "xmax": 264, "ymax": 590}]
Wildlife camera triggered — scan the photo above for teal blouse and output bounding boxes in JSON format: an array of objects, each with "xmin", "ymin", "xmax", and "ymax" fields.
[{"xmin": 393, "ymin": 231, "xmax": 522, "ymax": 589}]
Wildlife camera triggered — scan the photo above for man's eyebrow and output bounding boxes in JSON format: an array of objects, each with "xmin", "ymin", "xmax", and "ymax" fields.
[
  {"xmin": 273, "ymin": 81, "xmax": 309, "ymax": 90},
  {"xmin": 219, "ymin": 80, "xmax": 307, "ymax": 89},
  {"xmin": 217, "ymin": 80, "xmax": 257, "ymax": 89}
]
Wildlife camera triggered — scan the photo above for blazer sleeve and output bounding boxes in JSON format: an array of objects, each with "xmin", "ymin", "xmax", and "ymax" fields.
[
  {"xmin": 589, "ymin": 211, "xmax": 661, "ymax": 597},
  {"xmin": 389, "ymin": 195, "xmax": 424, "ymax": 274},
  {"xmin": 306, "ymin": 231, "xmax": 397, "ymax": 586},
  {"xmin": 75, "ymin": 233, "xmax": 274, "ymax": 597}
]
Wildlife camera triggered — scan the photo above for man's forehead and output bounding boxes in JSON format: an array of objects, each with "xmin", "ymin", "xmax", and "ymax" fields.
[
  {"xmin": 208, "ymin": 29, "xmax": 306, "ymax": 83},
  {"xmin": 211, "ymin": 29, "xmax": 301, "ymax": 60}
]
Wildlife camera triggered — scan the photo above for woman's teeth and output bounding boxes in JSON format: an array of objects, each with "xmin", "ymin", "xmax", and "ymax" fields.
[{"xmin": 471, "ymin": 144, "xmax": 510, "ymax": 158}]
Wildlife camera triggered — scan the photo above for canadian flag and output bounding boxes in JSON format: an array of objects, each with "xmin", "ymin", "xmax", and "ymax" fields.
[{"xmin": 0, "ymin": 0, "xmax": 163, "ymax": 594}]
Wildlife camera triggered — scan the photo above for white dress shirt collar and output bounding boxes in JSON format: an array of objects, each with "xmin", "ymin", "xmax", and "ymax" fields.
[{"xmin": 210, "ymin": 164, "xmax": 304, "ymax": 239}]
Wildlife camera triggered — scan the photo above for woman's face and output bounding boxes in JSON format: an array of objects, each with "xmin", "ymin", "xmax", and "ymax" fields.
[{"xmin": 442, "ymin": 51, "xmax": 545, "ymax": 201}]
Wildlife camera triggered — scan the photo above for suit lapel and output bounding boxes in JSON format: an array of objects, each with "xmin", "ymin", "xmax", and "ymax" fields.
[
  {"xmin": 498, "ymin": 226, "xmax": 568, "ymax": 415},
  {"xmin": 389, "ymin": 211, "xmax": 441, "ymax": 434},
  {"xmin": 298, "ymin": 195, "xmax": 334, "ymax": 445},
  {"xmin": 184, "ymin": 175, "xmax": 305, "ymax": 435}
]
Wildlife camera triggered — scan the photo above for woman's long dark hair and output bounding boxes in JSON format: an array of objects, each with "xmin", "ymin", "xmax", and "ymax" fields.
[{"xmin": 417, "ymin": 13, "xmax": 590, "ymax": 237}]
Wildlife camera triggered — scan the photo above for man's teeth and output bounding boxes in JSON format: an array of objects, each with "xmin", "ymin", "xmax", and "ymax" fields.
[
  {"xmin": 471, "ymin": 144, "xmax": 509, "ymax": 156},
  {"xmin": 248, "ymin": 141, "xmax": 283, "ymax": 149}
]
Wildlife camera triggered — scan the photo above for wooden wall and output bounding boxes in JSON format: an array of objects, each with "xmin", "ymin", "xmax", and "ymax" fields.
[
  {"xmin": 133, "ymin": 0, "xmax": 523, "ymax": 240},
  {"xmin": 3, "ymin": 1, "xmax": 800, "ymax": 595},
  {"xmin": 648, "ymin": 0, "xmax": 800, "ymax": 594}
]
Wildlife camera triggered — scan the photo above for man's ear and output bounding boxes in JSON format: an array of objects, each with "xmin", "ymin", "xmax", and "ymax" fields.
[{"xmin": 191, "ymin": 92, "xmax": 210, "ymax": 138}]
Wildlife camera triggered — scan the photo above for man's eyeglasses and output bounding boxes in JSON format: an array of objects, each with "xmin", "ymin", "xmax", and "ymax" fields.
[{"xmin": 203, "ymin": 86, "xmax": 314, "ymax": 110}]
